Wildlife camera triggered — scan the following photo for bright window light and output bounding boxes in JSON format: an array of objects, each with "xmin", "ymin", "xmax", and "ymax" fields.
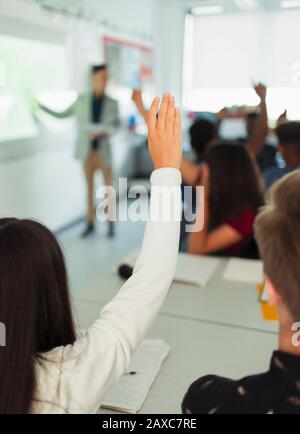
[
  {"xmin": 281, "ymin": 0, "xmax": 300, "ymax": 8},
  {"xmin": 234, "ymin": 0, "xmax": 258, "ymax": 10},
  {"xmin": 183, "ymin": 87, "xmax": 300, "ymax": 121},
  {"xmin": 183, "ymin": 10, "xmax": 300, "ymax": 120},
  {"xmin": 191, "ymin": 5, "xmax": 224, "ymax": 16}
]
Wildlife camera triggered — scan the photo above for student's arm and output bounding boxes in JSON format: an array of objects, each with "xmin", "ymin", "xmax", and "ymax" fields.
[
  {"xmin": 215, "ymin": 107, "xmax": 229, "ymax": 139},
  {"xmin": 247, "ymin": 83, "xmax": 268, "ymax": 157},
  {"xmin": 187, "ymin": 175, "xmax": 242, "ymax": 255},
  {"xmin": 180, "ymin": 157, "xmax": 204, "ymax": 186},
  {"xmin": 132, "ymin": 89, "xmax": 149, "ymax": 123},
  {"xmin": 59, "ymin": 94, "xmax": 182, "ymax": 413},
  {"xmin": 188, "ymin": 223, "xmax": 242, "ymax": 255}
]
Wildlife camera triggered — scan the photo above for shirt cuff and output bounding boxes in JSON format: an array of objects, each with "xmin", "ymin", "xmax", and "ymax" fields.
[{"xmin": 150, "ymin": 168, "xmax": 182, "ymax": 187}]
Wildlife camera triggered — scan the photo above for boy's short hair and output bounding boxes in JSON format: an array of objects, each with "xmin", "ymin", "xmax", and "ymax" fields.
[
  {"xmin": 276, "ymin": 121, "xmax": 300, "ymax": 149},
  {"xmin": 91, "ymin": 64, "xmax": 107, "ymax": 75},
  {"xmin": 255, "ymin": 170, "xmax": 300, "ymax": 320}
]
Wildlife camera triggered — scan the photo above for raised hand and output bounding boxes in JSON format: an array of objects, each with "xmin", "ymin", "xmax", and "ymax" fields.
[
  {"xmin": 147, "ymin": 93, "xmax": 182, "ymax": 170},
  {"xmin": 217, "ymin": 107, "xmax": 230, "ymax": 120},
  {"xmin": 277, "ymin": 110, "xmax": 287, "ymax": 127},
  {"xmin": 131, "ymin": 89, "xmax": 143, "ymax": 106},
  {"xmin": 132, "ymin": 89, "xmax": 148, "ymax": 122},
  {"xmin": 254, "ymin": 82, "xmax": 267, "ymax": 101}
]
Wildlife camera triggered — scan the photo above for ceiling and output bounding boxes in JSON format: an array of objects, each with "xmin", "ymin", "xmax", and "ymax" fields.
[
  {"xmin": 33, "ymin": 0, "xmax": 300, "ymax": 16},
  {"xmin": 178, "ymin": 0, "xmax": 300, "ymax": 13}
]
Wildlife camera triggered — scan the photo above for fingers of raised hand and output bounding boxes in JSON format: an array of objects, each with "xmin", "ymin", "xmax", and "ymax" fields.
[
  {"xmin": 148, "ymin": 97, "xmax": 160, "ymax": 136},
  {"xmin": 157, "ymin": 93, "xmax": 170, "ymax": 131},
  {"xmin": 174, "ymin": 107, "xmax": 181, "ymax": 138},
  {"xmin": 166, "ymin": 95, "xmax": 176, "ymax": 134}
]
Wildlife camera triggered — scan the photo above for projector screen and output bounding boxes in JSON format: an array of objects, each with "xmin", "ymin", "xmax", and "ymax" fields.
[
  {"xmin": 0, "ymin": 34, "xmax": 70, "ymax": 142},
  {"xmin": 183, "ymin": 9, "xmax": 300, "ymax": 120}
]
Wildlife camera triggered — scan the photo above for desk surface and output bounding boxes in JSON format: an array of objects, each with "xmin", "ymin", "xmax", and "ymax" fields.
[
  {"xmin": 72, "ymin": 259, "xmax": 278, "ymax": 335},
  {"xmin": 74, "ymin": 300, "xmax": 277, "ymax": 414}
]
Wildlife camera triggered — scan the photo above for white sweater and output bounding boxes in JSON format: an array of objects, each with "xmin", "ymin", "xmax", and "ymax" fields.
[{"xmin": 32, "ymin": 168, "xmax": 182, "ymax": 414}]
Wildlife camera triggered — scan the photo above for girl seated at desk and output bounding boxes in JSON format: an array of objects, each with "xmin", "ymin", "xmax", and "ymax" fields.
[{"xmin": 187, "ymin": 143, "xmax": 265, "ymax": 257}]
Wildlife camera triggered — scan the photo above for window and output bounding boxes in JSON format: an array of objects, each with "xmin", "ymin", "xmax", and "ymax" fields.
[{"xmin": 183, "ymin": 10, "xmax": 300, "ymax": 120}]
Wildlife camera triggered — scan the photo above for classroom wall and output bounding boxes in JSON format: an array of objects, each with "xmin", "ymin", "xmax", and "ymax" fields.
[
  {"xmin": 153, "ymin": 0, "xmax": 186, "ymax": 102},
  {"xmin": 0, "ymin": 0, "xmax": 167, "ymax": 231}
]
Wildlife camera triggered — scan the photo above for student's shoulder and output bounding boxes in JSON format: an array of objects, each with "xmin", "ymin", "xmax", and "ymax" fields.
[
  {"xmin": 182, "ymin": 375, "xmax": 235, "ymax": 414},
  {"xmin": 226, "ymin": 207, "xmax": 256, "ymax": 236},
  {"xmin": 263, "ymin": 165, "xmax": 289, "ymax": 188},
  {"xmin": 182, "ymin": 372, "xmax": 270, "ymax": 414}
]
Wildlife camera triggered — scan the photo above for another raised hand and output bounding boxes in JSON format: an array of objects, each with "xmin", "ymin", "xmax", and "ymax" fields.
[
  {"xmin": 131, "ymin": 89, "xmax": 149, "ymax": 122},
  {"xmin": 247, "ymin": 83, "xmax": 268, "ymax": 156},
  {"xmin": 254, "ymin": 82, "xmax": 267, "ymax": 101},
  {"xmin": 277, "ymin": 110, "xmax": 288, "ymax": 127},
  {"xmin": 132, "ymin": 89, "xmax": 143, "ymax": 107},
  {"xmin": 147, "ymin": 94, "xmax": 182, "ymax": 170}
]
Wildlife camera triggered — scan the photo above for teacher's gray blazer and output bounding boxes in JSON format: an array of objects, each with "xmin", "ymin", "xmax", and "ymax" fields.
[{"xmin": 40, "ymin": 93, "xmax": 120, "ymax": 165}]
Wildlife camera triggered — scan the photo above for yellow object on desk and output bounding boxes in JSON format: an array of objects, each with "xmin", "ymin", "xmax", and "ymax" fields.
[{"xmin": 258, "ymin": 283, "xmax": 278, "ymax": 321}]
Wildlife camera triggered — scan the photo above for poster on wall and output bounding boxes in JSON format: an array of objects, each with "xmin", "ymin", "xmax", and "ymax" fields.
[{"xmin": 104, "ymin": 36, "xmax": 154, "ymax": 91}]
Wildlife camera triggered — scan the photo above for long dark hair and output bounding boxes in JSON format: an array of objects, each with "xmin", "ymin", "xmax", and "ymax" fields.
[
  {"xmin": 205, "ymin": 143, "xmax": 264, "ymax": 226},
  {"xmin": 0, "ymin": 219, "xmax": 76, "ymax": 414}
]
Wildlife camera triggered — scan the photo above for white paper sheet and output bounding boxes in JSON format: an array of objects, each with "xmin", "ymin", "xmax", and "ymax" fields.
[{"xmin": 223, "ymin": 258, "xmax": 263, "ymax": 284}]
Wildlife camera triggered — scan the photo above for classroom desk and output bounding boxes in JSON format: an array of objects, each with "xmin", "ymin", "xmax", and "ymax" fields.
[
  {"xmin": 72, "ymin": 259, "xmax": 278, "ymax": 335},
  {"xmin": 74, "ymin": 300, "xmax": 277, "ymax": 414}
]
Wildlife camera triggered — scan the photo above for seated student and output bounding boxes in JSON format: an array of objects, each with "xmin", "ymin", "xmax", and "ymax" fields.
[
  {"xmin": 182, "ymin": 82, "xmax": 268, "ymax": 186},
  {"xmin": 0, "ymin": 94, "xmax": 182, "ymax": 414},
  {"xmin": 189, "ymin": 118, "xmax": 216, "ymax": 164},
  {"xmin": 188, "ymin": 143, "xmax": 264, "ymax": 257},
  {"xmin": 179, "ymin": 119, "xmax": 216, "ymax": 251},
  {"xmin": 242, "ymin": 111, "xmax": 277, "ymax": 172},
  {"xmin": 180, "ymin": 83, "xmax": 268, "ymax": 185},
  {"xmin": 132, "ymin": 90, "xmax": 215, "ymax": 250},
  {"xmin": 182, "ymin": 171, "xmax": 300, "ymax": 414},
  {"xmin": 220, "ymin": 83, "xmax": 269, "ymax": 159},
  {"xmin": 264, "ymin": 121, "xmax": 300, "ymax": 188},
  {"xmin": 132, "ymin": 89, "xmax": 214, "ymax": 186}
]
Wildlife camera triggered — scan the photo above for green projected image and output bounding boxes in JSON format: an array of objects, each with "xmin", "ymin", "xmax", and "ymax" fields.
[{"xmin": 0, "ymin": 34, "xmax": 69, "ymax": 142}]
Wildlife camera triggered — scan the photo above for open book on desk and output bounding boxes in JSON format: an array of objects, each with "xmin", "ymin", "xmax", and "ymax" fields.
[
  {"xmin": 101, "ymin": 340, "xmax": 170, "ymax": 414},
  {"xmin": 115, "ymin": 251, "xmax": 221, "ymax": 288}
]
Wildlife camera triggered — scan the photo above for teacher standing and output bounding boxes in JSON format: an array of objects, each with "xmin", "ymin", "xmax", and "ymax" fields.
[{"xmin": 38, "ymin": 65, "xmax": 120, "ymax": 238}]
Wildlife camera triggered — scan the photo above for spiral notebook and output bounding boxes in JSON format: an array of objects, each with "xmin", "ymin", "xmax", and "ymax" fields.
[{"xmin": 101, "ymin": 340, "xmax": 170, "ymax": 414}]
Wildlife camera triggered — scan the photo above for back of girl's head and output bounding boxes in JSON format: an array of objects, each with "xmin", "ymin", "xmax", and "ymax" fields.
[
  {"xmin": 205, "ymin": 142, "xmax": 264, "ymax": 225},
  {"xmin": 0, "ymin": 219, "xmax": 76, "ymax": 414},
  {"xmin": 255, "ymin": 171, "xmax": 300, "ymax": 321},
  {"xmin": 189, "ymin": 119, "xmax": 215, "ymax": 160}
]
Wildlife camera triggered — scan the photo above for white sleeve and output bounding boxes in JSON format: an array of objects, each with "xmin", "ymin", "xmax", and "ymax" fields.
[{"xmin": 59, "ymin": 168, "xmax": 182, "ymax": 413}]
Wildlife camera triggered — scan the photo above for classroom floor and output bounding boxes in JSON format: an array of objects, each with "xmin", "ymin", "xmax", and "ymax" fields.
[{"xmin": 59, "ymin": 217, "xmax": 145, "ymax": 327}]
